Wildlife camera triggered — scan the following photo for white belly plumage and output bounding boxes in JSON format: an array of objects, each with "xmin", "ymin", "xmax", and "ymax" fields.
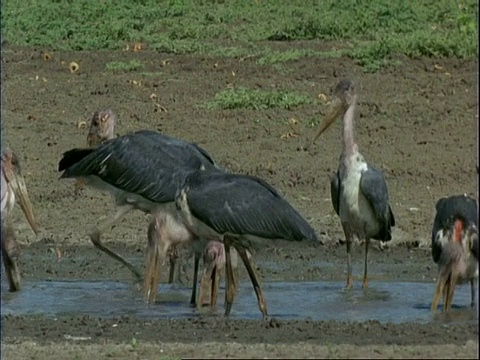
[{"xmin": 339, "ymin": 160, "xmax": 380, "ymax": 239}]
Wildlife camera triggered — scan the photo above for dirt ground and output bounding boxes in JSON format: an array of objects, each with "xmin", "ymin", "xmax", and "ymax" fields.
[{"xmin": 1, "ymin": 42, "xmax": 478, "ymax": 359}]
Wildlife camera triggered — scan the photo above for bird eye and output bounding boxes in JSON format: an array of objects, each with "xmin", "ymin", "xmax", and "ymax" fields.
[{"xmin": 101, "ymin": 115, "xmax": 108, "ymax": 122}]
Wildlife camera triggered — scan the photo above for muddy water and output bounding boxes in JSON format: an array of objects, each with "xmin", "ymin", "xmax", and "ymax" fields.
[{"xmin": 2, "ymin": 279, "xmax": 477, "ymax": 324}]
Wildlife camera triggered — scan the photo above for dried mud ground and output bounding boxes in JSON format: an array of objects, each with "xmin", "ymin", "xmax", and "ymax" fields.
[{"xmin": 1, "ymin": 43, "xmax": 478, "ymax": 359}]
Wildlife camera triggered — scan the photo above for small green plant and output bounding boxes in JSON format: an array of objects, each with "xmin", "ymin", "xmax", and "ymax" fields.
[
  {"xmin": 105, "ymin": 60, "xmax": 143, "ymax": 72},
  {"xmin": 203, "ymin": 87, "xmax": 313, "ymax": 110}
]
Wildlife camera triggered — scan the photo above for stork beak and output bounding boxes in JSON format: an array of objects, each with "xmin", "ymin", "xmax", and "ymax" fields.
[
  {"xmin": 312, "ymin": 97, "xmax": 344, "ymax": 143},
  {"xmin": 8, "ymin": 172, "xmax": 40, "ymax": 235}
]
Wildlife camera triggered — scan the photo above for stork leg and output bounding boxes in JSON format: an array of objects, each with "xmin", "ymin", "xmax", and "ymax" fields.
[
  {"xmin": 198, "ymin": 258, "xmax": 217, "ymax": 308},
  {"xmin": 1, "ymin": 226, "xmax": 21, "ymax": 292},
  {"xmin": 236, "ymin": 245, "xmax": 269, "ymax": 318},
  {"xmin": 362, "ymin": 238, "xmax": 370, "ymax": 289},
  {"xmin": 168, "ymin": 246, "xmax": 178, "ymax": 284},
  {"xmin": 223, "ymin": 239, "xmax": 237, "ymax": 317},
  {"xmin": 144, "ymin": 219, "xmax": 171, "ymax": 304},
  {"xmin": 88, "ymin": 205, "xmax": 142, "ymax": 279},
  {"xmin": 145, "ymin": 219, "xmax": 159, "ymax": 303},
  {"xmin": 190, "ymin": 252, "xmax": 201, "ymax": 306},
  {"xmin": 342, "ymin": 225, "xmax": 354, "ymax": 289},
  {"xmin": 445, "ymin": 273, "xmax": 458, "ymax": 312},
  {"xmin": 470, "ymin": 279, "xmax": 476, "ymax": 308},
  {"xmin": 431, "ymin": 277, "xmax": 444, "ymax": 312}
]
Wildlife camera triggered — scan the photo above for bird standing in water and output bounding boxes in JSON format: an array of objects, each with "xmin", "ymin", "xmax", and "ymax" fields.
[{"xmin": 310, "ymin": 79, "xmax": 395, "ymax": 289}]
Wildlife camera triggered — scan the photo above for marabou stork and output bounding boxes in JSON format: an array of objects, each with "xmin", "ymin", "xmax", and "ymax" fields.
[
  {"xmin": 74, "ymin": 108, "xmax": 117, "ymax": 195},
  {"xmin": 75, "ymin": 109, "xmax": 182, "ymax": 285},
  {"xmin": 311, "ymin": 79, "xmax": 395, "ymax": 289},
  {"xmin": 1, "ymin": 148, "xmax": 39, "ymax": 291},
  {"xmin": 431, "ymin": 194, "xmax": 478, "ymax": 312},
  {"xmin": 175, "ymin": 169, "xmax": 320, "ymax": 317},
  {"xmin": 58, "ymin": 130, "xmax": 222, "ymax": 293}
]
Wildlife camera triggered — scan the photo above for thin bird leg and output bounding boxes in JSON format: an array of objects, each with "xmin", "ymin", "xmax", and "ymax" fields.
[
  {"xmin": 431, "ymin": 277, "xmax": 444, "ymax": 312},
  {"xmin": 88, "ymin": 205, "xmax": 142, "ymax": 279},
  {"xmin": 190, "ymin": 251, "xmax": 201, "ymax": 306},
  {"xmin": 470, "ymin": 278, "xmax": 476, "ymax": 308},
  {"xmin": 362, "ymin": 238, "xmax": 370, "ymax": 289},
  {"xmin": 342, "ymin": 225, "xmax": 354, "ymax": 289},
  {"xmin": 210, "ymin": 266, "xmax": 220, "ymax": 307},
  {"xmin": 224, "ymin": 239, "xmax": 237, "ymax": 317},
  {"xmin": 445, "ymin": 273, "xmax": 458, "ymax": 312},
  {"xmin": 1, "ymin": 224, "xmax": 21, "ymax": 292},
  {"xmin": 236, "ymin": 245, "xmax": 269, "ymax": 318},
  {"xmin": 168, "ymin": 246, "xmax": 178, "ymax": 284},
  {"xmin": 144, "ymin": 223, "xmax": 161, "ymax": 304},
  {"xmin": 443, "ymin": 274, "xmax": 452, "ymax": 311}
]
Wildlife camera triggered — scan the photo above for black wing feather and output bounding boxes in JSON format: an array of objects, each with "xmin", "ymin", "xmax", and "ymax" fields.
[
  {"xmin": 184, "ymin": 171, "xmax": 318, "ymax": 242},
  {"xmin": 330, "ymin": 170, "xmax": 340, "ymax": 216},
  {"xmin": 59, "ymin": 131, "xmax": 218, "ymax": 204},
  {"xmin": 359, "ymin": 164, "xmax": 395, "ymax": 241}
]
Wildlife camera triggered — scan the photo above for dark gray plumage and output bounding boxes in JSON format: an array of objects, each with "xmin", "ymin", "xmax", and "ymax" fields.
[
  {"xmin": 58, "ymin": 129, "xmax": 222, "ymax": 285},
  {"xmin": 181, "ymin": 170, "xmax": 318, "ymax": 243},
  {"xmin": 176, "ymin": 169, "xmax": 320, "ymax": 317},
  {"xmin": 59, "ymin": 130, "xmax": 220, "ymax": 206}
]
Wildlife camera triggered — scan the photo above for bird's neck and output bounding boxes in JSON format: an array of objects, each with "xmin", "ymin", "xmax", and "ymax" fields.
[{"xmin": 342, "ymin": 98, "xmax": 358, "ymax": 157}]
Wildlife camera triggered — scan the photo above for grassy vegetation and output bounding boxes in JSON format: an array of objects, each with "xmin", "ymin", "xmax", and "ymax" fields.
[
  {"xmin": 105, "ymin": 59, "xmax": 143, "ymax": 72},
  {"xmin": 203, "ymin": 87, "xmax": 314, "ymax": 110},
  {"xmin": 1, "ymin": 0, "xmax": 477, "ymax": 72}
]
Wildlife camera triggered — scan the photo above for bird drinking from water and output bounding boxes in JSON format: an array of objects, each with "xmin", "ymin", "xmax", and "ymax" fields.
[
  {"xmin": 1, "ymin": 148, "xmax": 40, "ymax": 291},
  {"xmin": 175, "ymin": 169, "xmax": 320, "ymax": 317},
  {"xmin": 310, "ymin": 79, "xmax": 395, "ymax": 289},
  {"xmin": 431, "ymin": 194, "xmax": 478, "ymax": 312}
]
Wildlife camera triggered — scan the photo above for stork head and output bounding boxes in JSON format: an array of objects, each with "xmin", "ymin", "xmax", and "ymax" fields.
[
  {"xmin": 1, "ymin": 148, "xmax": 40, "ymax": 234},
  {"xmin": 87, "ymin": 108, "xmax": 117, "ymax": 146},
  {"xmin": 312, "ymin": 79, "xmax": 357, "ymax": 143},
  {"xmin": 431, "ymin": 214, "xmax": 478, "ymax": 312}
]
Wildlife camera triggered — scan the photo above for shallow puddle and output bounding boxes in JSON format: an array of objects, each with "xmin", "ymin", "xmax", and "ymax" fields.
[{"xmin": 1, "ymin": 279, "xmax": 477, "ymax": 324}]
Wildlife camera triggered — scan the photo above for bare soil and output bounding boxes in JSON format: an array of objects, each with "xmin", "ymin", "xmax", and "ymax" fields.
[{"xmin": 1, "ymin": 43, "xmax": 478, "ymax": 359}]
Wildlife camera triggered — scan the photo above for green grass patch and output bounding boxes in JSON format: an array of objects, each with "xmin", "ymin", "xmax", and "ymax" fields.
[
  {"xmin": 203, "ymin": 87, "xmax": 314, "ymax": 110},
  {"xmin": 105, "ymin": 60, "xmax": 143, "ymax": 72},
  {"xmin": 2, "ymin": 0, "xmax": 477, "ymax": 72}
]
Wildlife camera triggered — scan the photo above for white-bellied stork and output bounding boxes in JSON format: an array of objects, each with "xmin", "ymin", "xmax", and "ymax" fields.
[
  {"xmin": 311, "ymin": 79, "xmax": 395, "ymax": 289},
  {"xmin": 175, "ymin": 169, "xmax": 320, "ymax": 317},
  {"xmin": 1, "ymin": 148, "xmax": 40, "ymax": 291},
  {"xmin": 431, "ymin": 194, "xmax": 478, "ymax": 312},
  {"xmin": 58, "ymin": 130, "xmax": 222, "ymax": 291}
]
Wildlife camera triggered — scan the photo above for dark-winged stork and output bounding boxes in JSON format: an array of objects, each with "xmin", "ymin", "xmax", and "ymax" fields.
[
  {"xmin": 58, "ymin": 130, "xmax": 222, "ymax": 289},
  {"xmin": 1, "ymin": 148, "xmax": 40, "ymax": 291},
  {"xmin": 75, "ymin": 110, "xmax": 182, "ymax": 285},
  {"xmin": 175, "ymin": 169, "xmax": 320, "ymax": 317},
  {"xmin": 74, "ymin": 108, "xmax": 118, "ymax": 195},
  {"xmin": 311, "ymin": 79, "xmax": 395, "ymax": 289},
  {"xmin": 431, "ymin": 194, "xmax": 478, "ymax": 312}
]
